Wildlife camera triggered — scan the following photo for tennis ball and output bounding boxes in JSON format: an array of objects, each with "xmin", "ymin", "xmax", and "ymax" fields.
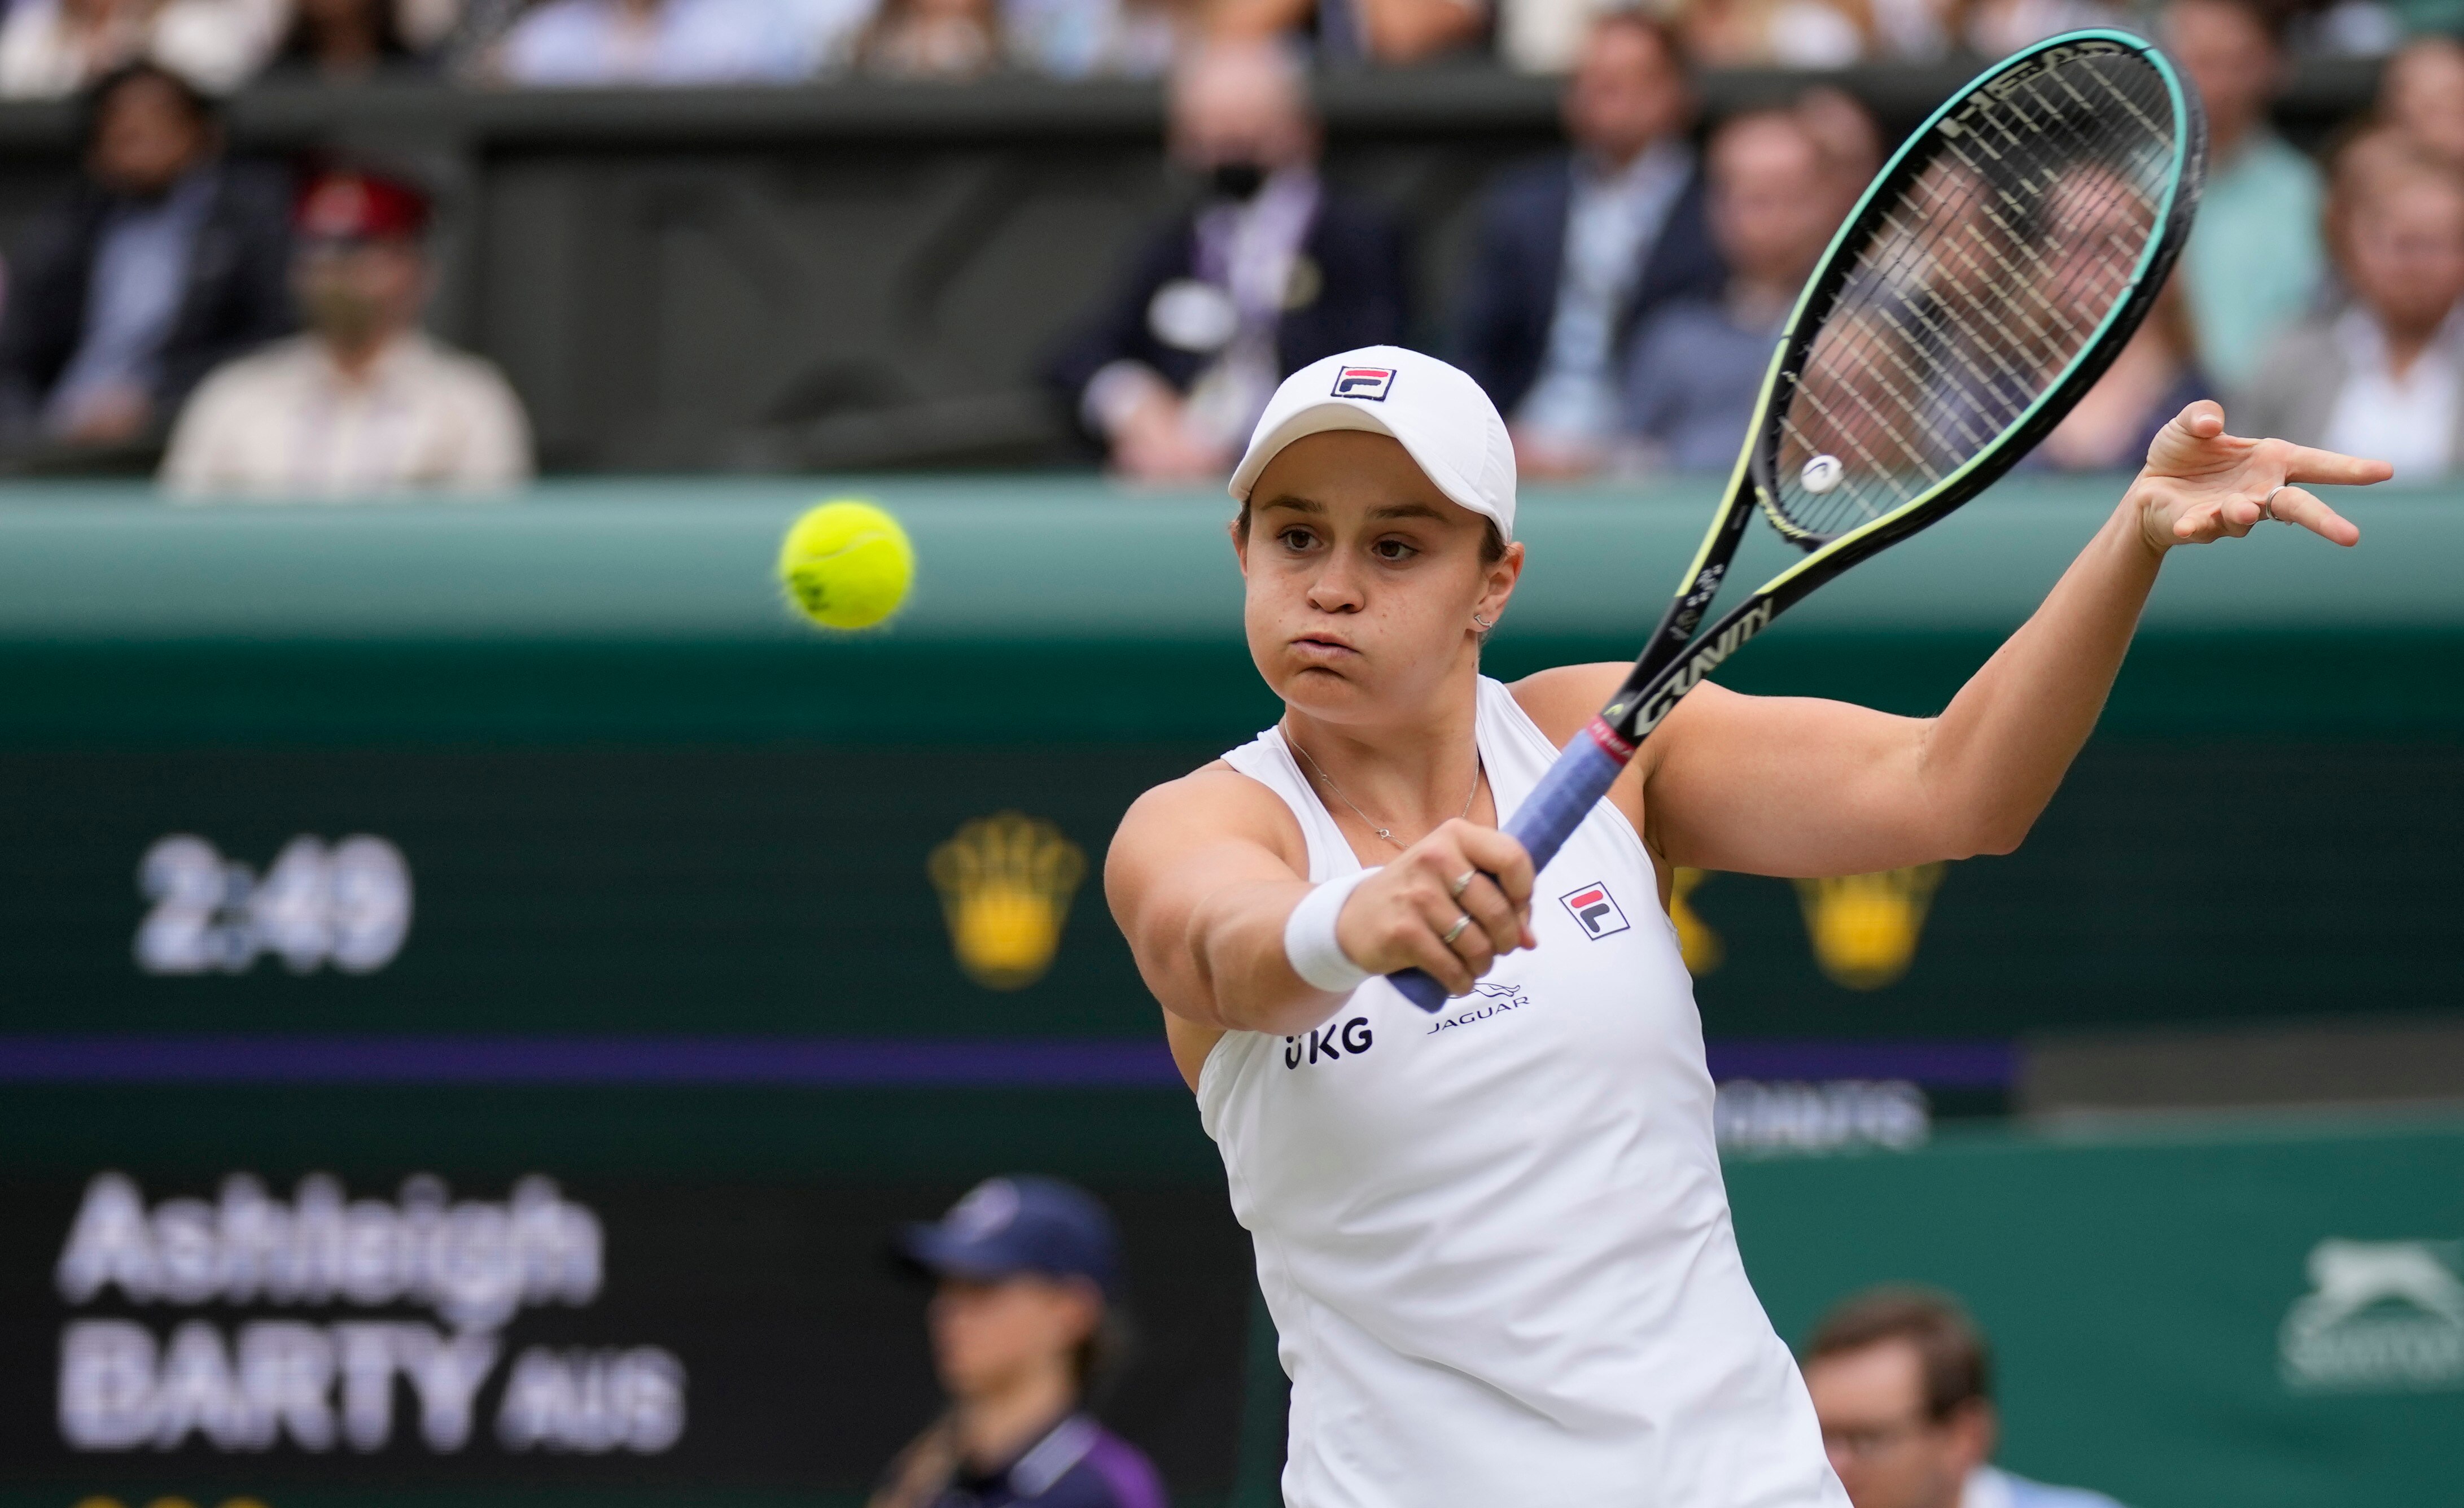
[{"xmin": 777, "ymin": 499, "xmax": 913, "ymax": 631}]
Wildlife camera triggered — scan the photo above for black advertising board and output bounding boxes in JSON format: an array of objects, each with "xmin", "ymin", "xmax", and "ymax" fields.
[
  {"xmin": 1, "ymin": 1156, "xmax": 1257, "ymax": 1508},
  {"xmin": 2, "ymin": 740, "xmax": 2461, "ymax": 1046}
]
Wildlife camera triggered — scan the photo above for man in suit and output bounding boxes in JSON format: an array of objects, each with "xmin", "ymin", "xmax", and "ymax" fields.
[
  {"xmin": 1044, "ymin": 40, "xmax": 1406, "ymax": 483},
  {"xmin": 1452, "ymin": 9, "xmax": 1722, "ymax": 478},
  {"xmin": 0, "ymin": 62, "xmax": 294, "ymax": 450}
]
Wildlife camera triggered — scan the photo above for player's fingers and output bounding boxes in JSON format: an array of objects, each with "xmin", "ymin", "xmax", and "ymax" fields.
[
  {"xmin": 2280, "ymin": 443, "xmax": 2395, "ymax": 488},
  {"xmin": 2170, "ymin": 500, "xmax": 2223, "ymax": 543},
  {"xmin": 1453, "ymin": 872, "xmax": 1523, "ymax": 956},
  {"xmin": 1454, "ymin": 822, "xmax": 1536, "ymax": 909},
  {"xmin": 1401, "ymin": 903, "xmax": 1477, "ymax": 995},
  {"xmin": 2179, "ymin": 399, "xmax": 2224, "ymax": 437},
  {"xmin": 1420, "ymin": 887, "xmax": 1498, "ymax": 971},
  {"xmin": 2265, "ymin": 484, "xmax": 2361, "ymax": 547}
]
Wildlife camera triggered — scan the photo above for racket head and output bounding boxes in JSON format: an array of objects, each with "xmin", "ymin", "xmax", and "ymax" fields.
[{"xmin": 1747, "ymin": 31, "xmax": 2205, "ymax": 555}]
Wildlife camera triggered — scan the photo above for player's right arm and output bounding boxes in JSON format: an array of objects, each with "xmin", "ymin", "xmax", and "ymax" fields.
[{"xmin": 1106, "ymin": 763, "xmax": 1534, "ymax": 1081}]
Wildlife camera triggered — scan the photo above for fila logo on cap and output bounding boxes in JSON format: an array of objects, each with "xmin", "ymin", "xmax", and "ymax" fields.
[
  {"xmin": 1560, "ymin": 882, "xmax": 1630, "ymax": 939},
  {"xmin": 1332, "ymin": 366, "xmax": 1397, "ymax": 401}
]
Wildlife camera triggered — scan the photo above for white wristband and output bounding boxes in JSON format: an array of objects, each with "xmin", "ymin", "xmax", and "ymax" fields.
[{"xmin": 1284, "ymin": 867, "xmax": 1380, "ymax": 993}]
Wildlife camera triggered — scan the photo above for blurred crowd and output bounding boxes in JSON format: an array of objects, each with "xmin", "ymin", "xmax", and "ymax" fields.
[
  {"xmin": 1051, "ymin": 11, "xmax": 2464, "ymax": 484},
  {"xmin": 2, "ymin": 0, "xmax": 2463, "ymax": 491},
  {"xmin": 0, "ymin": 0, "xmax": 2432, "ymax": 95}
]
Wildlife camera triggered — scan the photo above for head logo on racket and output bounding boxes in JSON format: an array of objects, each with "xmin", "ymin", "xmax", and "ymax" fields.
[
  {"xmin": 1560, "ymin": 883, "xmax": 1631, "ymax": 940},
  {"xmin": 1332, "ymin": 366, "xmax": 1397, "ymax": 401}
]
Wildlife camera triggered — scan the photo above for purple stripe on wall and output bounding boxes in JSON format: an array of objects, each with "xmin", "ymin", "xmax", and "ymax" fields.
[
  {"xmin": 0, "ymin": 1035, "xmax": 2017, "ymax": 1089},
  {"xmin": 1706, "ymin": 1039, "xmax": 2016, "ymax": 1089},
  {"xmin": 0, "ymin": 1036, "xmax": 1187, "ymax": 1086}
]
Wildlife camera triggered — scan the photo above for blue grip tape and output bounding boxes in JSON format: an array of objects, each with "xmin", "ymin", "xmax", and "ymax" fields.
[{"xmin": 1389, "ymin": 733, "xmax": 1629, "ymax": 1013}]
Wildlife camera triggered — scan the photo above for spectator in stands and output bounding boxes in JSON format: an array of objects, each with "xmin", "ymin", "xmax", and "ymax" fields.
[
  {"xmin": 0, "ymin": 0, "xmax": 281, "ymax": 96},
  {"xmin": 160, "ymin": 168, "xmax": 533, "ymax": 494},
  {"xmin": 2319, "ymin": 123, "xmax": 2406, "ymax": 298},
  {"xmin": 493, "ymin": 0, "xmax": 863, "ymax": 85},
  {"xmin": 1043, "ymin": 41, "xmax": 1403, "ymax": 483},
  {"xmin": 1796, "ymin": 82, "xmax": 1881, "ymax": 203},
  {"xmin": 2239, "ymin": 145, "xmax": 2464, "ymax": 478},
  {"xmin": 2036, "ymin": 275, "xmax": 2209, "ymax": 471},
  {"xmin": 0, "ymin": 64, "xmax": 292, "ymax": 449},
  {"xmin": 2165, "ymin": 0, "xmax": 2323, "ymax": 397},
  {"xmin": 859, "ymin": 0, "xmax": 996, "ymax": 78},
  {"xmin": 1210, "ymin": 0, "xmax": 1481, "ymax": 67},
  {"xmin": 263, "ymin": 0, "xmax": 434, "ymax": 80},
  {"xmin": 2378, "ymin": 33, "xmax": 2464, "ymax": 170},
  {"xmin": 1958, "ymin": 0, "xmax": 2133, "ymax": 62},
  {"xmin": 1620, "ymin": 107, "xmax": 1840, "ymax": 471},
  {"xmin": 869, "ymin": 1176, "xmax": 1166, "ymax": 1508},
  {"xmin": 1678, "ymin": 0, "xmax": 1867, "ymax": 69},
  {"xmin": 1001, "ymin": 0, "xmax": 1180, "ymax": 77},
  {"xmin": 1455, "ymin": 10, "xmax": 1719, "ymax": 478},
  {"xmin": 1804, "ymin": 1288, "xmax": 2126, "ymax": 1508}
]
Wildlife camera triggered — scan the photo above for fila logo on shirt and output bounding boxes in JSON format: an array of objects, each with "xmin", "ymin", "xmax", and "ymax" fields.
[
  {"xmin": 1285, "ymin": 1016, "xmax": 1373, "ymax": 1069},
  {"xmin": 1560, "ymin": 882, "xmax": 1631, "ymax": 939},
  {"xmin": 1331, "ymin": 366, "xmax": 1397, "ymax": 401}
]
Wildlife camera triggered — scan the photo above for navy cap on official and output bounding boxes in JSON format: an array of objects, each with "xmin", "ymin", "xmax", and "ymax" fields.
[{"xmin": 899, "ymin": 1175, "xmax": 1121, "ymax": 1300}]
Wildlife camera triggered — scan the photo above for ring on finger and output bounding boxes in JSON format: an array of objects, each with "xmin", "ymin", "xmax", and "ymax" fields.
[
  {"xmin": 1448, "ymin": 868, "xmax": 1479, "ymax": 900},
  {"xmin": 1441, "ymin": 914, "xmax": 1473, "ymax": 947},
  {"xmin": 2260, "ymin": 483, "xmax": 2289, "ymax": 521}
]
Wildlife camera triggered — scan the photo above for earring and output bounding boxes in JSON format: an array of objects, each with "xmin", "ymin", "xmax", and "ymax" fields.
[{"xmin": 1471, "ymin": 611, "xmax": 1494, "ymax": 629}]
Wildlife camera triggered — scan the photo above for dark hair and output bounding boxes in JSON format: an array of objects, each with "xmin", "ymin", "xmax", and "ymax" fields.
[
  {"xmin": 2168, "ymin": 0, "xmax": 2292, "ymax": 50},
  {"xmin": 1805, "ymin": 1287, "xmax": 1993, "ymax": 1422},
  {"xmin": 81, "ymin": 62, "xmax": 218, "ymax": 148},
  {"xmin": 1073, "ymin": 1302, "xmax": 1134, "ymax": 1401},
  {"xmin": 277, "ymin": 0, "xmax": 417, "ymax": 65},
  {"xmin": 1590, "ymin": 6, "xmax": 1692, "ymax": 73},
  {"xmin": 1233, "ymin": 500, "xmax": 1508, "ymax": 565}
]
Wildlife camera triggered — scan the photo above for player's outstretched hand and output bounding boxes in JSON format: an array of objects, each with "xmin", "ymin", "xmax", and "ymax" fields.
[
  {"xmin": 1335, "ymin": 820, "xmax": 1537, "ymax": 999},
  {"xmin": 2130, "ymin": 400, "xmax": 2388, "ymax": 552}
]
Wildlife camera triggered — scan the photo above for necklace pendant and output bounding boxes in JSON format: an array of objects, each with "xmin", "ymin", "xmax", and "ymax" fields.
[{"xmin": 1372, "ymin": 828, "xmax": 1393, "ymax": 842}]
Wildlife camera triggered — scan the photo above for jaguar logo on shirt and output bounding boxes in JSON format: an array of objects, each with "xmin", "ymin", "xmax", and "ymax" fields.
[
  {"xmin": 1285, "ymin": 1016, "xmax": 1373, "ymax": 1069},
  {"xmin": 1425, "ymin": 980, "xmax": 1530, "ymax": 1035},
  {"xmin": 1560, "ymin": 881, "xmax": 1631, "ymax": 939}
]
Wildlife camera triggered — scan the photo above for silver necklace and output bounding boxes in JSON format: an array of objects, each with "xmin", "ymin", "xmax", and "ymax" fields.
[{"xmin": 1289, "ymin": 733, "xmax": 1481, "ymax": 851}]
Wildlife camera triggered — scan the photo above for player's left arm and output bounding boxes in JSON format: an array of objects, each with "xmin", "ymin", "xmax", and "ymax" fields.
[{"xmin": 1640, "ymin": 401, "xmax": 2388, "ymax": 876}]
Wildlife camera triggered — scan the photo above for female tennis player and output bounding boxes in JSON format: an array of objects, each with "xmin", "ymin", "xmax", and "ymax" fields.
[{"xmin": 1105, "ymin": 346, "xmax": 2384, "ymax": 1507}]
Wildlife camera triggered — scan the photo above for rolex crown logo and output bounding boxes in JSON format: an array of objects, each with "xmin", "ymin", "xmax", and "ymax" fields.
[
  {"xmin": 929, "ymin": 812, "xmax": 1086, "ymax": 991},
  {"xmin": 1793, "ymin": 863, "xmax": 1946, "ymax": 991}
]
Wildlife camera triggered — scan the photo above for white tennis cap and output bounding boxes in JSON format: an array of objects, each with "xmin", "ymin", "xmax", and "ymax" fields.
[{"xmin": 1228, "ymin": 346, "xmax": 1518, "ymax": 540}]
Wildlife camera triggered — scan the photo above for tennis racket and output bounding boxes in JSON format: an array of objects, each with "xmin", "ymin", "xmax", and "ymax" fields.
[{"xmin": 1392, "ymin": 29, "xmax": 2205, "ymax": 1012}]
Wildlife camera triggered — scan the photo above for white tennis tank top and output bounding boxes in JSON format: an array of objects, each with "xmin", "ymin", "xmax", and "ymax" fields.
[{"xmin": 1205, "ymin": 677, "xmax": 1846, "ymax": 1508}]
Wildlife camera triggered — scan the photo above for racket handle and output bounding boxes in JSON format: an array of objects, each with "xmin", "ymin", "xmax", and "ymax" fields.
[{"xmin": 1388, "ymin": 731, "xmax": 1630, "ymax": 1013}]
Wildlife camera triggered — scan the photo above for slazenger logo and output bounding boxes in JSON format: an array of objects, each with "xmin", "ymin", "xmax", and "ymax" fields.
[
  {"xmin": 1425, "ymin": 980, "xmax": 1530, "ymax": 1035},
  {"xmin": 1635, "ymin": 601, "xmax": 1773, "ymax": 733},
  {"xmin": 2279, "ymin": 1238, "xmax": 2464, "ymax": 1392},
  {"xmin": 1560, "ymin": 882, "xmax": 1630, "ymax": 939},
  {"xmin": 1331, "ymin": 366, "xmax": 1397, "ymax": 401}
]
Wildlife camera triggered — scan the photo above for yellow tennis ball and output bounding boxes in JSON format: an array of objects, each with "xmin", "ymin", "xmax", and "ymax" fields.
[{"xmin": 777, "ymin": 499, "xmax": 913, "ymax": 630}]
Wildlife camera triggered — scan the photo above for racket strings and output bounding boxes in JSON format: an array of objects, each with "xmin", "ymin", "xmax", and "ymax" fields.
[{"xmin": 1768, "ymin": 49, "xmax": 2174, "ymax": 540}]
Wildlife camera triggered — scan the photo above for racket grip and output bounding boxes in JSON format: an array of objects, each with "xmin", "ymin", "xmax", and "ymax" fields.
[{"xmin": 1388, "ymin": 731, "xmax": 1630, "ymax": 1013}]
